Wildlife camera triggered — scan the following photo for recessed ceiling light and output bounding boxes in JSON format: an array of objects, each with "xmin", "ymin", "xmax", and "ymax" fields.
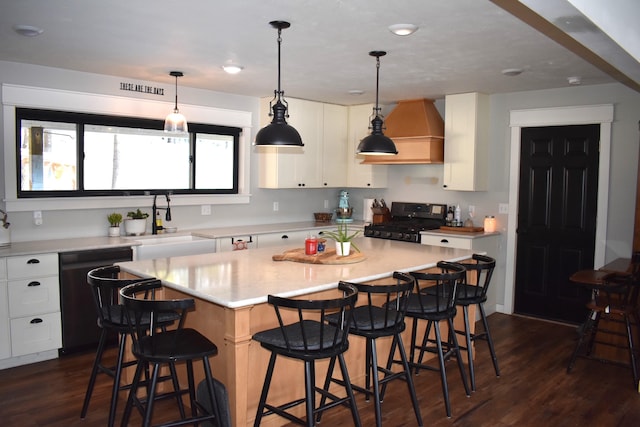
[
  {"xmin": 222, "ymin": 64, "xmax": 244, "ymax": 74},
  {"xmin": 388, "ymin": 24, "xmax": 419, "ymax": 36},
  {"xmin": 13, "ymin": 24, "xmax": 44, "ymax": 37},
  {"xmin": 567, "ymin": 76, "xmax": 582, "ymax": 85},
  {"xmin": 501, "ymin": 68, "xmax": 523, "ymax": 76},
  {"xmin": 348, "ymin": 89, "xmax": 365, "ymax": 95}
]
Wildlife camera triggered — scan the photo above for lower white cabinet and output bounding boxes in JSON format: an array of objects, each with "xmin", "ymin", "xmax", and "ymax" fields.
[
  {"xmin": 1, "ymin": 252, "xmax": 61, "ymax": 366},
  {"xmin": 257, "ymin": 230, "xmax": 312, "ymax": 249},
  {"xmin": 0, "ymin": 259, "xmax": 10, "ymax": 360}
]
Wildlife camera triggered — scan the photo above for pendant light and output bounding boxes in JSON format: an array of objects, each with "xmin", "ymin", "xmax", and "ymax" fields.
[
  {"xmin": 356, "ymin": 51, "xmax": 398, "ymax": 155},
  {"xmin": 164, "ymin": 71, "xmax": 188, "ymax": 133},
  {"xmin": 254, "ymin": 21, "xmax": 303, "ymax": 147}
]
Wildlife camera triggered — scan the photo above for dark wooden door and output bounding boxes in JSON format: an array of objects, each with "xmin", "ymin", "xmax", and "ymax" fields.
[{"xmin": 514, "ymin": 124, "xmax": 600, "ymax": 324}]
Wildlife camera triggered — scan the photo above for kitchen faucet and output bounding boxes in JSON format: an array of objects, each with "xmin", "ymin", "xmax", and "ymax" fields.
[
  {"xmin": 0, "ymin": 209, "xmax": 9, "ymax": 229},
  {"xmin": 152, "ymin": 193, "xmax": 172, "ymax": 234}
]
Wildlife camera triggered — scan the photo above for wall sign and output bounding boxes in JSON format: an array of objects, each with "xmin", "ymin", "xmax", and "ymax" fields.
[{"xmin": 119, "ymin": 82, "xmax": 165, "ymax": 96}]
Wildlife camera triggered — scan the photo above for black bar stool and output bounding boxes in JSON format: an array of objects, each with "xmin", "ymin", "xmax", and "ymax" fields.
[
  {"xmin": 81, "ymin": 265, "xmax": 178, "ymax": 427},
  {"xmin": 567, "ymin": 252, "xmax": 640, "ymax": 389},
  {"xmin": 321, "ymin": 272, "xmax": 423, "ymax": 427},
  {"xmin": 252, "ymin": 283, "xmax": 361, "ymax": 427},
  {"xmin": 406, "ymin": 262, "xmax": 470, "ymax": 418},
  {"xmin": 120, "ymin": 280, "xmax": 226, "ymax": 427},
  {"xmin": 455, "ymin": 254, "xmax": 499, "ymax": 391}
]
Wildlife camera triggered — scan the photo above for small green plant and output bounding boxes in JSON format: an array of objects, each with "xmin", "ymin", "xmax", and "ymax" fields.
[
  {"xmin": 320, "ymin": 222, "xmax": 361, "ymax": 253},
  {"xmin": 107, "ymin": 212, "xmax": 122, "ymax": 227},
  {"xmin": 126, "ymin": 209, "xmax": 149, "ymax": 220}
]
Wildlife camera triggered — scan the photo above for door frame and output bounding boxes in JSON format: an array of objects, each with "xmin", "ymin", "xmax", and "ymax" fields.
[{"xmin": 503, "ymin": 104, "xmax": 614, "ymax": 314}]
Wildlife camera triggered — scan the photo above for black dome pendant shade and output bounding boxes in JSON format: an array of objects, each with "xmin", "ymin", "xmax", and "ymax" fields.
[
  {"xmin": 356, "ymin": 51, "xmax": 398, "ymax": 155},
  {"xmin": 255, "ymin": 21, "xmax": 303, "ymax": 147}
]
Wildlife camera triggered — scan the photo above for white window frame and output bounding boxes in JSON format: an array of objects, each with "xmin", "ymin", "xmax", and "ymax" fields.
[{"xmin": 2, "ymin": 84, "xmax": 253, "ymax": 212}]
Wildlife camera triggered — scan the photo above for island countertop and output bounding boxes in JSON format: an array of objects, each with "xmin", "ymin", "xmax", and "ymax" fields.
[{"xmin": 116, "ymin": 237, "xmax": 476, "ymax": 309}]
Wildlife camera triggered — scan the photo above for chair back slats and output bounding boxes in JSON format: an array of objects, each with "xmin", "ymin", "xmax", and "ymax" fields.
[
  {"xmin": 262, "ymin": 283, "xmax": 358, "ymax": 356},
  {"xmin": 409, "ymin": 261, "xmax": 466, "ymax": 315},
  {"xmin": 340, "ymin": 271, "xmax": 414, "ymax": 334},
  {"xmin": 120, "ymin": 280, "xmax": 194, "ymax": 357},
  {"xmin": 87, "ymin": 265, "xmax": 155, "ymax": 327},
  {"xmin": 457, "ymin": 254, "xmax": 496, "ymax": 302}
]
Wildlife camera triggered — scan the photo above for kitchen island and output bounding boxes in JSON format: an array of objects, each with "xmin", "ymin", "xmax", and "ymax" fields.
[{"xmin": 117, "ymin": 237, "xmax": 477, "ymax": 426}]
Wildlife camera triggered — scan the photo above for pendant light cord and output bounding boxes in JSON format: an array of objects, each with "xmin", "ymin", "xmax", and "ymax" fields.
[
  {"xmin": 174, "ymin": 74, "xmax": 179, "ymax": 111},
  {"xmin": 374, "ymin": 55, "xmax": 381, "ymax": 117},
  {"xmin": 276, "ymin": 27, "xmax": 283, "ymax": 100}
]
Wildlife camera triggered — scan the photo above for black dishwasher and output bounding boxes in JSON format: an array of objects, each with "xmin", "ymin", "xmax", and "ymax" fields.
[{"xmin": 58, "ymin": 246, "xmax": 133, "ymax": 355}]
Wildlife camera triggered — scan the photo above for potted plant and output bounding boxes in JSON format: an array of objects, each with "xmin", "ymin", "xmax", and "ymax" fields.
[
  {"xmin": 124, "ymin": 209, "xmax": 149, "ymax": 236},
  {"xmin": 107, "ymin": 212, "xmax": 122, "ymax": 237},
  {"xmin": 321, "ymin": 222, "xmax": 361, "ymax": 256}
]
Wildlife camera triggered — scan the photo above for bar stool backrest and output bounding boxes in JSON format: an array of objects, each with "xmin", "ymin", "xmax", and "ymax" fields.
[
  {"xmin": 340, "ymin": 271, "xmax": 414, "ymax": 334},
  {"xmin": 266, "ymin": 282, "xmax": 358, "ymax": 357},
  {"xmin": 456, "ymin": 254, "xmax": 496, "ymax": 302},
  {"xmin": 409, "ymin": 261, "xmax": 466, "ymax": 314},
  {"xmin": 87, "ymin": 265, "xmax": 156, "ymax": 328},
  {"xmin": 119, "ymin": 280, "xmax": 194, "ymax": 355}
]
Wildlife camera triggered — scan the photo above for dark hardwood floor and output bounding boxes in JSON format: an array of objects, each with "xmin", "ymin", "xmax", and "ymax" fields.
[{"xmin": 1, "ymin": 313, "xmax": 639, "ymax": 426}]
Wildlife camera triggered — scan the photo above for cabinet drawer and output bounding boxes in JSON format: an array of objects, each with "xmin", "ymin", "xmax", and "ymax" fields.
[
  {"xmin": 8, "ymin": 276, "xmax": 60, "ymax": 318},
  {"xmin": 10, "ymin": 312, "xmax": 62, "ymax": 357},
  {"xmin": 420, "ymin": 234, "xmax": 472, "ymax": 250},
  {"xmin": 7, "ymin": 253, "xmax": 58, "ymax": 279}
]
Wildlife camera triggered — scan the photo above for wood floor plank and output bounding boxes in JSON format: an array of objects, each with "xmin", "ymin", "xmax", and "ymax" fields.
[{"xmin": 0, "ymin": 313, "xmax": 639, "ymax": 426}]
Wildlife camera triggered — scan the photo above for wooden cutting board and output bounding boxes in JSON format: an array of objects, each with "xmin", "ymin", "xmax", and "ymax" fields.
[
  {"xmin": 439, "ymin": 226, "xmax": 485, "ymax": 233},
  {"xmin": 272, "ymin": 248, "xmax": 366, "ymax": 264}
]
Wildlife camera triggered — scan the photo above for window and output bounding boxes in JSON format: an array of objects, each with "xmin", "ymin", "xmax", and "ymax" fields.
[{"xmin": 16, "ymin": 108, "xmax": 241, "ymax": 197}]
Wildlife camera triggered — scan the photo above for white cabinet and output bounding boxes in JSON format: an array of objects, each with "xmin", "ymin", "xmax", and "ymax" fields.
[
  {"xmin": 0, "ymin": 259, "xmax": 9, "ymax": 361},
  {"xmin": 346, "ymin": 104, "xmax": 388, "ymax": 188},
  {"xmin": 3, "ymin": 253, "xmax": 61, "ymax": 360},
  {"xmin": 258, "ymin": 98, "xmax": 347, "ymax": 188},
  {"xmin": 443, "ymin": 92, "xmax": 489, "ymax": 191},
  {"xmin": 257, "ymin": 230, "xmax": 312, "ymax": 249},
  {"xmin": 216, "ymin": 236, "xmax": 255, "ymax": 252},
  {"xmin": 321, "ymin": 104, "xmax": 348, "ymax": 187}
]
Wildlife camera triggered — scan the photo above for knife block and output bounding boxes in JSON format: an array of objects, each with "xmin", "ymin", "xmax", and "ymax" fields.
[{"xmin": 372, "ymin": 207, "xmax": 391, "ymax": 224}]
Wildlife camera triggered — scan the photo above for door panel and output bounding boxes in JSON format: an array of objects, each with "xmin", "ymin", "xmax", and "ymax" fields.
[{"xmin": 515, "ymin": 124, "xmax": 599, "ymax": 324}]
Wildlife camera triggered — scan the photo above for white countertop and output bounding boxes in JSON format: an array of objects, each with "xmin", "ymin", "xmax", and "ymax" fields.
[
  {"xmin": 0, "ymin": 221, "xmax": 364, "ymax": 257},
  {"xmin": 116, "ymin": 237, "xmax": 475, "ymax": 309}
]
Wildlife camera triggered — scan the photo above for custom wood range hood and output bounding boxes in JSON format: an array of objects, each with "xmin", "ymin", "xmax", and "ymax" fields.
[{"xmin": 361, "ymin": 98, "xmax": 445, "ymax": 164}]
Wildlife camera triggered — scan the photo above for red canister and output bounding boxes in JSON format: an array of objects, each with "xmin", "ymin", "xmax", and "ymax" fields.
[{"xmin": 305, "ymin": 235, "xmax": 317, "ymax": 255}]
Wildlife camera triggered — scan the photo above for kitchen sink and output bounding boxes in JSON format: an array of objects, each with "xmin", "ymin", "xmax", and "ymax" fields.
[{"xmin": 129, "ymin": 234, "xmax": 217, "ymax": 260}]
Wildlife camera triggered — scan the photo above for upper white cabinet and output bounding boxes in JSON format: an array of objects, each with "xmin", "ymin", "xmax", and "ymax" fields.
[
  {"xmin": 258, "ymin": 98, "xmax": 347, "ymax": 189},
  {"xmin": 443, "ymin": 92, "xmax": 489, "ymax": 191},
  {"xmin": 321, "ymin": 103, "xmax": 348, "ymax": 187},
  {"xmin": 258, "ymin": 97, "xmax": 322, "ymax": 188},
  {"xmin": 346, "ymin": 104, "xmax": 388, "ymax": 188}
]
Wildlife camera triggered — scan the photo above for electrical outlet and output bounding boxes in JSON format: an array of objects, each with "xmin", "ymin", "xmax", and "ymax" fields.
[
  {"xmin": 468, "ymin": 205, "xmax": 475, "ymax": 216},
  {"xmin": 273, "ymin": 201, "xmax": 279, "ymax": 212},
  {"xmin": 499, "ymin": 203, "xmax": 509, "ymax": 214},
  {"xmin": 33, "ymin": 210, "xmax": 43, "ymax": 226},
  {"xmin": 324, "ymin": 200, "xmax": 329, "ymax": 209},
  {"xmin": 201, "ymin": 205, "xmax": 211, "ymax": 215}
]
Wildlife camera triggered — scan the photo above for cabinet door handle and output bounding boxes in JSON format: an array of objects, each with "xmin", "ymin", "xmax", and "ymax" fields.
[
  {"xmin": 440, "ymin": 239, "xmax": 449, "ymax": 244},
  {"xmin": 30, "ymin": 318, "xmax": 43, "ymax": 324},
  {"xmin": 281, "ymin": 235, "xmax": 289, "ymax": 240},
  {"xmin": 27, "ymin": 258, "xmax": 41, "ymax": 264},
  {"xmin": 27, "ymin": 281, "xmax": 41, "ymax": 287}
]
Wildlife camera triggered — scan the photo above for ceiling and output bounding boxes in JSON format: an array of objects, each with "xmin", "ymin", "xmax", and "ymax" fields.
[{"xmin": 1, "ymin": 0, "xmax": 638, "ymax": 106}]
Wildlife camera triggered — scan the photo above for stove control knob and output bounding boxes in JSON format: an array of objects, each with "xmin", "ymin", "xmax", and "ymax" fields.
[
  {"xmin": 374, "ymin": 230, "xmax": 381, "ymax": 237},
  {"xmin": 383, "ymin": 231, "xmax": 392, "ymax": 238}
]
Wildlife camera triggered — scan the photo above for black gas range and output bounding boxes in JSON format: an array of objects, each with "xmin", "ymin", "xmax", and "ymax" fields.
[{"xmin": 364, "ymin": 201, "xmax": 447, "ymax": 243}]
